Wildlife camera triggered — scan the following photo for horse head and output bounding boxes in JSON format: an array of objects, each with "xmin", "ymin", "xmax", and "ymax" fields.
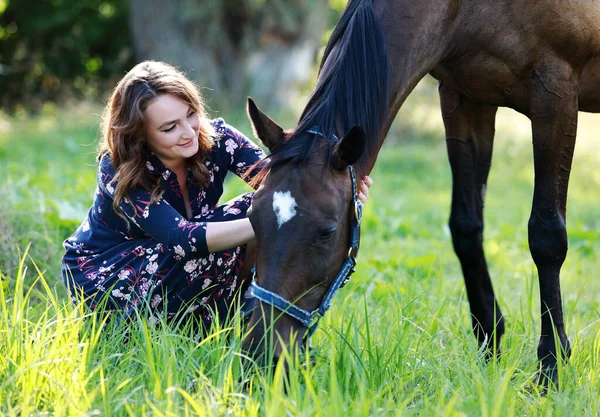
[{"xmin": 241, "ymin": 98, "xmax": 366, "ymax": 363}]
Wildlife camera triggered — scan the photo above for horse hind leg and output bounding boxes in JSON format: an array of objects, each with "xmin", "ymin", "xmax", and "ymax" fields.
[
  {"xmin": 528, "ymin": 62, "xmax": 576, "ymax": 389},
  {"xmin": 439, "ymin": 84, "xmax": 504, "ymax": 359}
]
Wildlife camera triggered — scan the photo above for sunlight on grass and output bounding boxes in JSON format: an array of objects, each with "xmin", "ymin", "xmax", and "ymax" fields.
[{"xmin": 0, "ymin": 83, "xmax": 599, "ymax": 415}]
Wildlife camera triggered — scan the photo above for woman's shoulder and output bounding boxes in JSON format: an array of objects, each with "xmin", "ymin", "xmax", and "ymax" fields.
[
  {"xmin": 94, "ymin": 152, "xmax": 118, "ymax": 194},
  {"xmin": 97, "ymin": 151, "xmax": 116, "ymax": 175},
  {"xmin": 209, "ymin": 118, "xmax": 248, "ymax": 141},
  {"xmin": 209, "ymin": 117, "xmax": 227, "ymax": 140}
]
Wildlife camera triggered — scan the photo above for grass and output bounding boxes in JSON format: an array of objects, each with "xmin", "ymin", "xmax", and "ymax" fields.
[{"xmin": 0, "ymin": 79, "xmax": 599, "ymax": 415}]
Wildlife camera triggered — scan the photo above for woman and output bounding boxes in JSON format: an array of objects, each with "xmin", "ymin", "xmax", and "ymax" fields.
[{"xmin": 62, "ymin": 61, "xmax": 372, "ymax": 331}]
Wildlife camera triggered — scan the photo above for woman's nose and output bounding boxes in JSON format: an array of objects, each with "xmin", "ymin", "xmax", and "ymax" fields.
[{"xmin": 182, "ymin": 121, "xmax": 196, "ymax": 138}]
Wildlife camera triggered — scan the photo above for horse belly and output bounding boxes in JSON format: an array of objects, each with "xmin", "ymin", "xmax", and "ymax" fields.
[{"xmin": 431, "ymin": 58, "xmax": 529, "ymax": 113}]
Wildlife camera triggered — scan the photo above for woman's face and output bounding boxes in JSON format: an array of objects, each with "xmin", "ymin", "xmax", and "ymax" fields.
[{"xmin": 144, "ymin": 94, "xmax": 201, "ymax": 169}]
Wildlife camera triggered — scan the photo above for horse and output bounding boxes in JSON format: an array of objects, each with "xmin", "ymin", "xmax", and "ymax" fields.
[{"xmin": 241, "ymin": 0, "xmax": 600, "ymax": 387}]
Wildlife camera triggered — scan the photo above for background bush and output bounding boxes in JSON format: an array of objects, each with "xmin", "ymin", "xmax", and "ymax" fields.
[{"xmin": 0, "ymin": 0, "xmax": 131, "ymax": 110}]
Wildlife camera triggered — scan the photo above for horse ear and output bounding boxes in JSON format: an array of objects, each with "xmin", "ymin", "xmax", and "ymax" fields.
[
  {"xmin": 247, "ymin": 97, "xmax": 285, "ymax": 152},
  {"xmin": 330, "ymin": 125, "xmax": 366, "ymax": 170}
]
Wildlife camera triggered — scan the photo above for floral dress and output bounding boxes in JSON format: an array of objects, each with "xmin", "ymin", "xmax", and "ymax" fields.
[{"xmin": 62, "ymin": 118, "xmax": 266, "ymax": 329}]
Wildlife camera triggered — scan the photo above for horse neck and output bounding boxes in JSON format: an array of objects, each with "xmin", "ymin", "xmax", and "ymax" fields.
[{"xmin": 354, "ymin": 0, "xmax": 457, "ymax": 178}]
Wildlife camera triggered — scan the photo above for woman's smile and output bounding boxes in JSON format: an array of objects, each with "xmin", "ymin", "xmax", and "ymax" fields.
[{"xmin": 178, "ymin": 138, "xmax": 194, "ymax": 147}]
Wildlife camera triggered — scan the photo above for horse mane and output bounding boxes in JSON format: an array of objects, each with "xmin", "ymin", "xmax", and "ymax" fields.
[{"xmin": 256, "ymin": 0, "xmax": 390, "ymax": 178}]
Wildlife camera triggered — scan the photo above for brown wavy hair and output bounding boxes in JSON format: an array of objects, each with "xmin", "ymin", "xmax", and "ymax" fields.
[{"xmin": 97, "ymin": 61, "xmax": 215, "ymax": 219}]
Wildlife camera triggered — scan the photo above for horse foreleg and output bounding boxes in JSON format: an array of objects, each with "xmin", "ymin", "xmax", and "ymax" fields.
[
  {"xmin": 439, "ymin": 84, "xmax": 503, "ymax": 358},
  {"xmin": 529, "ymin": 63, "xmax": 576, "ymax": 389}
]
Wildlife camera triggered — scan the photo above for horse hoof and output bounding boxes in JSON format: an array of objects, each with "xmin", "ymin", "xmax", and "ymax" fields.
[
  {"xmin": 481, "ymin": 344, "xmax": 501, "ymax": 363},
  {"xmin": 526, "ymin": 366, "xmax": 559, "ymax": 395}
]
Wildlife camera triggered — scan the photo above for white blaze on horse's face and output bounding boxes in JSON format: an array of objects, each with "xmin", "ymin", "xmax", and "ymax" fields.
[{"xmin": 272, "ymin": 191, "xmax": 297, "ymax": 229}]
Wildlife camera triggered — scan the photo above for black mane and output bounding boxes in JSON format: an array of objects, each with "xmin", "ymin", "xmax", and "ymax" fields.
[{"xmin": 267, "ymin": 0, "xmax": 390, "ymax": 170}]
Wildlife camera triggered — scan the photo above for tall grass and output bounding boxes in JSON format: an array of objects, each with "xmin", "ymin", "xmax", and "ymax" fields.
[
  {"xmin": 2, "ymin": 248, "xmax": 598, "ymax": 415},
  {"xmin": 0, "ymin": 81, "xmax": 599, "ymax": 415}
]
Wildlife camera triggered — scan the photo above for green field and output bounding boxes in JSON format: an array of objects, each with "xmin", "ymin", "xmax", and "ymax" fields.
[{"xmin": 1, "ymin": 80, "xmax": 599, "ymax": 416}]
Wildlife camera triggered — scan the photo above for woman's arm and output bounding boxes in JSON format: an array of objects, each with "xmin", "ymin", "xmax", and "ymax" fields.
[
  {"xmin": 205, "ymin": 218, "xmax": 254, "ymax": 253},
  {"xmin": 100, "ymin": 154, "xmax": 258, "ymax": 257}
]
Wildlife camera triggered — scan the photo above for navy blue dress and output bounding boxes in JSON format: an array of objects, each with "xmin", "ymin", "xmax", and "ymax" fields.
[{"xmin": 62, "ymin": 118, "xmax": 266, "ymax": 327}]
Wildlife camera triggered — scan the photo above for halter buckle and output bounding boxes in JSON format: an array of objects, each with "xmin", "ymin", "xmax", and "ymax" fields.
[{"xmin": 354, "ymin": 201, "xmax": 363, "ymax": 224}]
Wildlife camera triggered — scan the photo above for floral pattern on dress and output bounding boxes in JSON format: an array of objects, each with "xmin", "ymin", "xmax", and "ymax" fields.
[{"xmin": 62, "ymin": 118, "xmax": 266, "ymax": 328}]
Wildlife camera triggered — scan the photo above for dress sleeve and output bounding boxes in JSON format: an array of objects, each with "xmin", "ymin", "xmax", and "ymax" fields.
[
  {"xmin": 218, "ymin": 120, "xmax": 268, "ymax": 189},
  {"xmin": 98, "ymin": 156, "xmax": 209, "ymax": 259}
]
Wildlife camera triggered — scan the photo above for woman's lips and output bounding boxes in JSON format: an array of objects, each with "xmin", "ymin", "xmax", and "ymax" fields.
[{"xmin": 179, "ymin": 139, "xmax": 193, "ymax": 147}]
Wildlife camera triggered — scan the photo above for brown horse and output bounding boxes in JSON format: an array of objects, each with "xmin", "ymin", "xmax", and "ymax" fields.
[{"xmin": 241, "ymin": 0, "xmax": 600, "ymax": 387}]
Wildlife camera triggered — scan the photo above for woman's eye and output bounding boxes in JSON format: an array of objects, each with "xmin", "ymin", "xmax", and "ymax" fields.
[
  {"xmin": 187, "ymin": 111, "xmax": 196, "ymax": 118},
  {"xmin": 162, "ymin": 125, "xmax": 176, "ymax": 133}
]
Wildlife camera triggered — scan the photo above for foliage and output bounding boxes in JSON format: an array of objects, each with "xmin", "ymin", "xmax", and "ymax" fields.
[
  {"xmin": 0, "ymin": 85, "xmax": 599, "ymax": 414},
  {"xmin": 0, "ymin": 0, "xmax": 131, "ymax": 111},
  {"xmin": 0, "ymin": 0, "xmax": 347, "ymax": 112}
]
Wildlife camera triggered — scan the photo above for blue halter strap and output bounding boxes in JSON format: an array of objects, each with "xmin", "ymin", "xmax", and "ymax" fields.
[{"xmin": 248, "ymin": 127, "xmax": 363, "ymax": 339}]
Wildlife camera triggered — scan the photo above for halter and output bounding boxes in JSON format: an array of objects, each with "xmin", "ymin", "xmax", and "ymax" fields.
[{"xmin": 248, "ymin": 127, "xmax": 362, "ymax": 339}]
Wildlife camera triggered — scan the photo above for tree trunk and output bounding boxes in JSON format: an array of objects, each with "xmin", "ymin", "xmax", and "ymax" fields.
[{"xmin": 129, "ymin": 0, "xmax": 329, "ymax": 109}]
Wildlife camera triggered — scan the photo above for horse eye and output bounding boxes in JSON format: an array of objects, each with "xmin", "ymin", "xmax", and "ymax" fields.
[{"xmin": 318, "ymin": 227, "xmax": 337, "ymax": 242}]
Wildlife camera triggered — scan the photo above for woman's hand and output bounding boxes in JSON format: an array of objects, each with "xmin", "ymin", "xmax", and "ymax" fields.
[{"xmin": 358, "ymin": 176, "xmax": 373, "ymax": 205}]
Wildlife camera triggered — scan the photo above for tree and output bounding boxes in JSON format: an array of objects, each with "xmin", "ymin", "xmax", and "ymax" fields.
[{"xmin": 129, "ymin": 0, "xmax": 330, "ymax": 109}]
